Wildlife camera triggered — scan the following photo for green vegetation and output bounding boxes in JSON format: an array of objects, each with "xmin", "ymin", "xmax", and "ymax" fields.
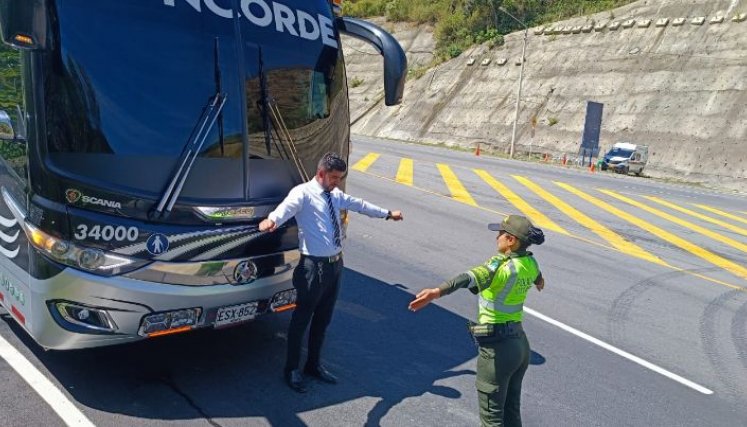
[
  {"xmin": 344, "ymin": 0, "xmax": 635, "ymax": 59},
  {"xmin": 407, "ymin": 65, "xmax": 430, "ymax": 80},
  {"xmin": 0, "ymin": 44, "xmax": 22, "ymax": 110},
  {"xmin": 350, "ymin": 76, "xmax": 365, "ymax": 88}
]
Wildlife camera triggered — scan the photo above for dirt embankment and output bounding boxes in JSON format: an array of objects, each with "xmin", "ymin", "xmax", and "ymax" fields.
[{"xmin": 343, "ymin": 0, "xmax": 747, "ymax": 192}]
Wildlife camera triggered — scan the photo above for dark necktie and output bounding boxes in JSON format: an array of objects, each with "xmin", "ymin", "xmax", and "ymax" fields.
[{"xmin": 323, "ymin": 191, "xmax": 342, "ymax": 249}]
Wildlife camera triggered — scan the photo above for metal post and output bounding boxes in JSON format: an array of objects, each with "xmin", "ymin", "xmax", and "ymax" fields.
[
  {"xmin": 509, "ymin": 28, "xmax": 527, "ymax": 159},
  {"xmin": 498, "ymin": 7, "xmax": 528, "ymax": 160}
]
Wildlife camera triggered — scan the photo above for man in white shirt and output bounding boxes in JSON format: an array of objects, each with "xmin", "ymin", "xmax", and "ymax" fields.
[{"xmin": 259, "ymin": 152, "xmax": 403, "ymax": 393}]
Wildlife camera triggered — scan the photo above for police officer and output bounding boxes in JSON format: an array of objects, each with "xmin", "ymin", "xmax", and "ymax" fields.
[{"xmin": 409, "ymin": 215, "xmax": 545, "ymax": 427}]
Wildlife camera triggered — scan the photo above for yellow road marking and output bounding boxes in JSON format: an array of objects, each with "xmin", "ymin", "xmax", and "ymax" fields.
[
  {"xmin": 353, "ymin": 168, "xmax": 745, "ymax": 291},
  {"xmin": 693, "ymin": 204, "xmax": 747, "ymax": 226},
  {"xmin": 644, "ymin": 196, "xmax": 747, "ymax": 238},
  {"xmin": 513, "ymin": 176, "xmax": 667, "ymax": 266},
  {"xmin": 351, "ymin": 152, "xmax": 380, "ymax": 172},
  {"xmin": 559, "ymin": 186, "xmax": 747, "ymax": 281},
  {"xmin": 437, "ymin": 164, "xmax": 478, "ymax": 206},
  {"xmin": 604, "ymin": 191, "xmax": 747, "ymax": 254},
  {"xmin": 396, "ymin": 158, "xmax": 414, "ymax": 186},
  {"xmin": 474, "ymin": 169, "xmax": 569, "ymax": 235}
]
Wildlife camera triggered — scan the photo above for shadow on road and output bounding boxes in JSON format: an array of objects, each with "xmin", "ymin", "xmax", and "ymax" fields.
[{"xmin": 6, "ymin": 268, "xmax": 479, "ymax": 425}]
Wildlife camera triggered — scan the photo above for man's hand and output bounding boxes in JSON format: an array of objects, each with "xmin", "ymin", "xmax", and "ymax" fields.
[
  {"xmin": 534, "ymin": 276, "xmax": 545, "ymax": 292},
  {"xmin": 259, "ymin": 218, "xmax": 277, "ymax": 232},
  {"xmin": 388, "ymin": 210, "xmax": 404, "ymax": 221},
  {"xmin": 408, "ymin": 288, "xmax": 441, "ymax": 312}
]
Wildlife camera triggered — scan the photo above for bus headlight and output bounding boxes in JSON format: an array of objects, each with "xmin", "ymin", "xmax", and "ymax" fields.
[
  {"xmin": 26, "ymin": 222, "xmax": 146, "ymax": 276},
  {"xmin": 1, "ymin": 187, "xmax": 145, "ymax": 276}
]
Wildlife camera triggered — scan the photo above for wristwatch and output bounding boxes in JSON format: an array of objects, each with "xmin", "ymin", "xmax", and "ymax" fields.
[{"xmin": 385, "ymin": 210, "xmax": 392, "ymax": 220}]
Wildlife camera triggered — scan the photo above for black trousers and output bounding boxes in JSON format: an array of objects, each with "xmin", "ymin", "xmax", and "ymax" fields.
[{"xmin": 284, "ymin": 255, "xmax": 343, "ymax": 373}]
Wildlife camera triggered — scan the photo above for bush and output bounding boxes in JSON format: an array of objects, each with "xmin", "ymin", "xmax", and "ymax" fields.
[
  {"xmin": 344, "ymin": 0, "xmax": 637, "ymax": 62},
  {"xmin": 350, "ymin": 76, "xmax": 365, "ymax": 88},
  {"xmin": 407, "ymin": 66, "xmax": 429, "ymax": 80},
  {"xmin": 344, "ymin": 0, "xmax": 386, "ymax": 17},
  {"xmin": 385, "ymin": 0, "xmax": 411, "ymax": 22},
  {"xmin": 445, "ymin": 44, "xmax": 463, "ymax": 59}
]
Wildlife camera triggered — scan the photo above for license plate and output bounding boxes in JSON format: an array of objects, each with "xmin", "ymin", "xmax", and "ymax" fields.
[{"xmin": 214, "ymin": 301, "xmax": 258, "ymax": 327}]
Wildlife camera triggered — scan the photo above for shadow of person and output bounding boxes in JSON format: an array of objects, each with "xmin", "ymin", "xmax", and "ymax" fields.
[
  {"xmin": 0, "ymin": 267, "xmax": 480, "ymax": 425},
  {"xmin": 332, "ymin": 270, "xmax": 478, "ymax": 426},
  {"xmin": 530, "ymin": 350, "xmax": 546, "ymax": 365},
  {"xmin": 364, "ymin": 369, "xmax": 474, "ymax": 427}
]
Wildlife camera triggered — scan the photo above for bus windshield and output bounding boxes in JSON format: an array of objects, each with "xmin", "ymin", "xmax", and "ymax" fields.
[{"xmin": 44, "ymin": 0, "xmax": 344, "ymax": 200}]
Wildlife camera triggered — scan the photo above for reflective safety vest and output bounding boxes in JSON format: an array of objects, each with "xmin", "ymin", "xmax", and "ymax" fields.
[{"xmin": 468, "ymin": 252, "xmax": 540, "ymax": 324}]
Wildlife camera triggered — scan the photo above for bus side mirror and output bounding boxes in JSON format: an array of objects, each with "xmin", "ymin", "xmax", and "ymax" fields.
[
  {"xmin": 0, "ymin": 0, "xmax": 49, "ymax": 50},
  {"xmin": 337, "ymin": 17, "xmax": 407, "ymax": 106}
]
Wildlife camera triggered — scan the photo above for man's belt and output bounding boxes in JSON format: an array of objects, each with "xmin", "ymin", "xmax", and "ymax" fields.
[{"xmin": 303, "ymin": 253, "xmax": 342, "ymax": 263}]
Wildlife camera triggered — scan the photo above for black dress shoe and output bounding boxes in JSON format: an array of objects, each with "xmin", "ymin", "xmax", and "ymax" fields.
[
  {"xmin": 285, "ymin": 369, "xmax": 307, "ymax": 393},
  {"xmin": 304, "ymin": 365, "xmax": 338, "ymax": 384}
]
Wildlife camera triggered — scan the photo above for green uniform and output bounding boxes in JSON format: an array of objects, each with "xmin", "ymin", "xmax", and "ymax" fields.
[{"xmin": 438, "ymin": 251, "xmax": 541, "ymax": 427}]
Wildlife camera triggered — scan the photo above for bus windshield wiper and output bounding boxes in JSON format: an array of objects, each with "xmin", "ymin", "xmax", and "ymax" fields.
[
  {"xmin": 151, "ymin": 39, "xmax": 227, "ymax": 221},
  {"xmin": 151, "ymin": 97, "xmax": 227, "ymax": 221},
  {"xmin": 214, "ymin": 38, "xmax": 225, "ymax": 156},
  {"xmin": 256, "ymin": 48, "xmax": 309, "ymax": 182}
]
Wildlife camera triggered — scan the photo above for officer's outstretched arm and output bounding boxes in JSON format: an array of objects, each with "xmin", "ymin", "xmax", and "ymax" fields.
[{"xmin": 408, "ymin": 288, "xmax": 441, "ymax": 312}]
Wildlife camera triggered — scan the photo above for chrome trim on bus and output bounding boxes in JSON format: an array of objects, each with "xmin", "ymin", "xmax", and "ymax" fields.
[{"xmin": 124, "ymin": 250, "xmax": 300, "ymax": 286}]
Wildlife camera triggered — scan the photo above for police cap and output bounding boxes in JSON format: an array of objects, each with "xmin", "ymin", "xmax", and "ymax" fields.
[{"xmin": 488, "ymin": 215, "xmax": 532, "ymax": 240}]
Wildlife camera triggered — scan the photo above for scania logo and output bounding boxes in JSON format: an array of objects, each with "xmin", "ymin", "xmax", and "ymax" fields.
[
  {"xmin": 65, "ymin": 189, "xmax": 122, "ymax": 209},
  {"xmin": 232, "ymin": 260, "xmax": 258, "ymax": 285},
  {"xmin": 65, "ymin": 189, "xmax": 81, "ymax": 204}
]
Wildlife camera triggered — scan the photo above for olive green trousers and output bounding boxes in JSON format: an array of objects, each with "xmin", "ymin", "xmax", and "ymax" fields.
[{"xmin": 475, "ymin": 332, "xmax": 530, "ymax": 427}]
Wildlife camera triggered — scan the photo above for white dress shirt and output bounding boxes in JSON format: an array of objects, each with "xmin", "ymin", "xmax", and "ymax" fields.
[{"xmin": 268, "ymin": 178, "xmax": 389, "ymax": 256}]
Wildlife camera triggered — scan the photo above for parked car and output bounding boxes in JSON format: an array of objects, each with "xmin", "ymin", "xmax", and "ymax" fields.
[{"xmin": 601, "ymin": 142, "xmax": 649, "ymax": 176}]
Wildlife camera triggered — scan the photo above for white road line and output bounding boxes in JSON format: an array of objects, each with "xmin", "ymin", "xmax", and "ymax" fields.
[
  {"xmin": 524, "ymin": 307, "xmax": 714, "ymax": 395},
  {"xmin": 0, "ymin": 334, "xmax": 95, "ymax": 426}
]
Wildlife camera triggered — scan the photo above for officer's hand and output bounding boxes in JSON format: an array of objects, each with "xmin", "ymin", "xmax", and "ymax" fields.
[
  {"xmin": 408, "ymin": 288, "xmax": 440, "ymax": 312},
  {"xmin": 534, "ymin": 276, "xmax": 545, "ymax": 292},
  {"xmin": 259, "ymin": 219, "xmax": 277, "ymax": 232},
  {"xmin": 389, "ymin": 210, "xmax": 404, "ymax": 221}
]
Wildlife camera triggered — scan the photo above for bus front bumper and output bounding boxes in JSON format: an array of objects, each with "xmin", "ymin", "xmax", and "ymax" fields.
[{"xmin": 26, "ymin": 254, "xmax": 298, "ymax": 350}]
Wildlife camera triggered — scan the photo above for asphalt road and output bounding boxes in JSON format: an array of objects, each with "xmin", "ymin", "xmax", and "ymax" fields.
[{"xmin": 1, "ymin": 136, "xmax": 746, "ymax": 426}]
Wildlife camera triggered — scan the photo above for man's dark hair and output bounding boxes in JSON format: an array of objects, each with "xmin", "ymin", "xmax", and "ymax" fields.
[{"xmin": 318, "ymin": 152, "xmax": 347, "ymax": 173}]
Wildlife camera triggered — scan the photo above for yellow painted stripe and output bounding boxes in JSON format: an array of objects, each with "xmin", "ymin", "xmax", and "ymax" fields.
[
  {"xmin": 513, "ymin": 176, "xmax": 667, "ymax": 266},
  {"xmin": 693, "ymin": 204, "xmax": 747, "ymax": 226},
  {"xmin": 603, "ymin": 191, "xmax": 747, "ymax": 254},
  {"xmin": 356, "ymin": 167, "xmax": 746, "ymax": 292},
  {"xmin": 437, "ymin": 164, "xmax": 478, "ymax": 206},
  {"xmin": 599, "ymin": 194, "xmax": 747, "ymax": 252},
  {"xmin": 395, "ymin": 158, "xmax": 414, "ymax": 186},
  {"xmin": 555, "ymin": 183, "xmax": 747, "ymax": 281},
  {"xmin": 645, "ymin": 196, "xmax": 747, "ymax": 237},
  {"xmin": 474, "ymin": 169, "xmax": 569, "ymax": 235},
  {"xmin": 351, "ymin": 152, "xmax": 380, "ymax": 172}
]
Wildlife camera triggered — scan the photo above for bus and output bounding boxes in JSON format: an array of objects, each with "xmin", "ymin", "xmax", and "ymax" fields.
[{"xmin": 0, "ymin": 0, "xmax": 406, "ymax": 349}]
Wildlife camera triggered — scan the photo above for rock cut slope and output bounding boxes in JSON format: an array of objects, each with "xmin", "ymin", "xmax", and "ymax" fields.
[{"xmin": 343, "ymin": 0, "xmax": 747, "ymax": 192}]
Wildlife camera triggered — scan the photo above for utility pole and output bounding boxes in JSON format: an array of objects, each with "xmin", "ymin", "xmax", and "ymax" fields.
[{"xmin": 499, "ymin": 7, "xmax": 528, "ymax": 159}]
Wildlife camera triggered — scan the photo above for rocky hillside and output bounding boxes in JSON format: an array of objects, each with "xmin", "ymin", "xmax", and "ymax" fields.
[{"xmin": 343, "ymin": 0, "xmax": 747, "ymax": 192}]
